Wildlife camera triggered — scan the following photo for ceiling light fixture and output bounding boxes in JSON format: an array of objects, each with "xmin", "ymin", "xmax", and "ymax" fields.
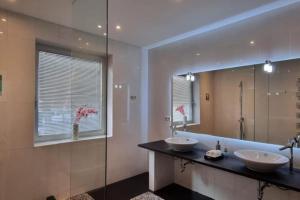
[
  {"xmin": 0, "ymin": 31, "xmax": 4, "ymax": 34},
  {"xmin": 1, "ymin": 18, "xmax": 7, "ymax": 22},
  {"xmin": 264, "ymin": 60, "xmax": 273, "ymax": 73},
  {"xmin": 78, "ymin": 37, "xmax": 82, "ymax": 41},
  {"xmin": 116, "ymin": 25, "xmax": 121, "ymax": 30},
  {"xmin": 195, "ymin": 53, "xmax": 201, "ymax": 56},
  {"xmin": 97, "ymin": 25, "xmax": 102, "ymax": 29},
  {"xmin": 103, "ymin": 33, "xmax": 107, "ymax": 36},
  {"xmin": 250, "ymin": 40, "xmax": 255, "ymax": 46}
]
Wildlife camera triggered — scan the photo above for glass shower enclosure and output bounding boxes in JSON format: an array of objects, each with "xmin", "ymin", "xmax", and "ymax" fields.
[{"xmin": 0, "ymin": 0, "xmax": 108, "ymax": 199}]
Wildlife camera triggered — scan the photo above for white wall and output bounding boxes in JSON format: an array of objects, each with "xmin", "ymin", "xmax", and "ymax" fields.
[
  {"xmin": 107, "ymin": 39, "xmax": 148, "ymax": 184},
  {"xmin": 0, "ymin": 9, "xmax": 147, "ymax": 200},
  {"xmin": 148, "ymin": 3, "xmax": 300, "ymax": 200}
]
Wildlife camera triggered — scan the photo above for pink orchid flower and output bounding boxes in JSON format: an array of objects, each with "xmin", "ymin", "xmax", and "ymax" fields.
[
  {"xmin": 176, "ymin": 105, "xmax": 185, "ymax": 116},
  {"xmin": 74, "ymin": 106, "xmax": 98, "ymax": 125}
]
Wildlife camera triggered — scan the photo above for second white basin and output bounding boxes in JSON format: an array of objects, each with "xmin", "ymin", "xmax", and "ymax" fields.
[
  {"xmin": 234, "ymin": 149, "xmax": 289, "ymax": 173},
  {"xmin": 165, "ymin": 137, "xmax": 198, "ymax": 152}
]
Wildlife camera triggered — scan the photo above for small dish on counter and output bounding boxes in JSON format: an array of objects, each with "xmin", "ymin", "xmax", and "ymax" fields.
[{"xmin": 204, "ymin": 150, "xmax": 224, "ymax": 161}]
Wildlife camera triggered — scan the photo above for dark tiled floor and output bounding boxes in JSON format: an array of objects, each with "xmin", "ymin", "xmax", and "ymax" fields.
[
  {"xmin": 89, "ymin": 173, "xmax": 149, "ymax": 200},
  {"xmin": 155, "ymin": 184, "xmax": 213, "ymax": 200},
  {"xmin": 88, "ymin": 172, "xmax": 213, "ymax": 200}
]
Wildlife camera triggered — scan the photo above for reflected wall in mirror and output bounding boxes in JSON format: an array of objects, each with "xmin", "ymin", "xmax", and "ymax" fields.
[{"xmin": 172, "ymin": 58, "xmax": 300, "ymax": 147}]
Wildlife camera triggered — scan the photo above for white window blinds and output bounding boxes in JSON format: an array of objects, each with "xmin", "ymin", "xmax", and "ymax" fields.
[
  {"xmin": 37, "ymin": 49, "xmax": 105, "ymax": 141},
  {"xmin": 172, "ymin": 76, "xmax": 193, "ymax": 123}
]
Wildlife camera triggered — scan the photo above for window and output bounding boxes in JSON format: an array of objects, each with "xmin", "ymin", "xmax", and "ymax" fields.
[
  {"xmin": 35, "ymin": 43, "xmax": 106, "ymax": 143},
  {"xmin": 172, "ymin": 76, "xmax": 194, "ymax": 124}
]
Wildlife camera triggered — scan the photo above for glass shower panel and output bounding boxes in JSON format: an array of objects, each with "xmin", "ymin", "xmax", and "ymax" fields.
[
  {"xmin": 254, "ymin": 65, "xmax": 269, "ymax": 143},
  {"xmin": 69, "ymin": 0, "xmax": 108, "ymax": 199},
  {"xmin": 0, "ymin": 0, "xmax": 108, "ymax": 199},
  {"xmin": 268, "ymin": 60, "xmax": 299, "ymax": 145},
  {"xmin": 255, "ymin": 59, "xmax": 300, "ymax": 146}
]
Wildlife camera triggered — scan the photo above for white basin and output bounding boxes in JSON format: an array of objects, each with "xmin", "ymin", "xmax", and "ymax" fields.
[
  {"xmin": 234, "ymin": 149, "xmax": 289, "ymax": 173},
  {"xmin": 165, "ymin": 137, "xmax": 198, "ymax": 152}
]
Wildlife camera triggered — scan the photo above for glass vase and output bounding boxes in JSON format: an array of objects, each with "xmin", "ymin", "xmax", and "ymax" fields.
[{"xmin": 73, "ymin": 123, "xmax": 79, "ymax": 140}]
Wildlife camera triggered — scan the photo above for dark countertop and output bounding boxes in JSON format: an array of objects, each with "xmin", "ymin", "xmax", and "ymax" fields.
[{"xmin": 138, "ymin": 140, "xmax": 300, "ymax": 192}]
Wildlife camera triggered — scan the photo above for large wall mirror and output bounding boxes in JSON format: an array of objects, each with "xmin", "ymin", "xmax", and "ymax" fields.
[{"xmin": 172, "ymin": 58, "xmax": 300, "ymax": 147}]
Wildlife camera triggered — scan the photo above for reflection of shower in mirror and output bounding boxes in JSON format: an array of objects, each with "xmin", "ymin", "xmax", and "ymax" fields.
[{"xmin": 239, "ymin": 81, "xmax": 245, "ymax": 140}]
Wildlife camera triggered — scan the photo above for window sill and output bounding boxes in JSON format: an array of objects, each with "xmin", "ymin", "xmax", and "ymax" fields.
[
  {"xmin": 34, "ymin": 134, "xmax": 111, "ymax": 147},
  {"xmin": 176, "ymin": 123, "xmax": 200, "ymax": 128}
]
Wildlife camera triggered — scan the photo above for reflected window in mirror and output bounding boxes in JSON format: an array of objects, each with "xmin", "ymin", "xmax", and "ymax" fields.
[{"xmin": 172, "ymin": 76, "xmax": 199, "ymax": 127}]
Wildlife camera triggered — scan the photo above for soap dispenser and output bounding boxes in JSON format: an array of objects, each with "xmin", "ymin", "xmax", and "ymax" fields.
[{"xmin": 216, "ymin": 141, "xmax": 221, "ymax": 150}]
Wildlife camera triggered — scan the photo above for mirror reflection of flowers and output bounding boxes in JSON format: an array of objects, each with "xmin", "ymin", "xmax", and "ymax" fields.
[
  {"xmin": 176, "ymin": 105, "xmax": 185, "ymax": 116},
  {"xmin": 74, "ymin": 106, "xmax": 98, "ymax": 125},
  {"xmin": 176, "ymin": 105, "xmax": 188, "ymax": 128}
]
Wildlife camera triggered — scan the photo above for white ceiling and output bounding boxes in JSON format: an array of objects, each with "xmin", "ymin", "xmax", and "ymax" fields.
[
  {"xmin": 0, "ymin": 0, "xmax": 292, "ymax": 47},
  {"xmin": 150, "ymin": 2, "xmax": 300, "ymax": 63},
  {"xmin": 109, "ymin": 0, "xmax": 278, "ymax": 47}
]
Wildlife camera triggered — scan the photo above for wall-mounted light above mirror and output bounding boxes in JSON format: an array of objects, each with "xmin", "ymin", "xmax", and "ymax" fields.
[
  {"xmin": 264, "ymin": 60, "xmax": 273, "ymax": 73},
  {"xmin": 185, "ymin": 72, "xmax": 195, "ymax": 81}
]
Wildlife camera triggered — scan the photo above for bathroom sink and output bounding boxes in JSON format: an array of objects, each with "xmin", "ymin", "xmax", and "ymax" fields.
[
  {"xmin": 165, "ymin": 137, "xmax": 198, "ymax": 152},
  {"xmin": 234, "ymin": 149, "xmax": 289, "ymax": 173}
]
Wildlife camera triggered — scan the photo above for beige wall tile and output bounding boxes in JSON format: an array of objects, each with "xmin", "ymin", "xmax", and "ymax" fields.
[
  {"xmin": 2, "ymin": 148, "xmax": 36, "ymax": 200},
  {"xmin": 7, "ymin": 102, "xmax": 34, "ymax": 149}
]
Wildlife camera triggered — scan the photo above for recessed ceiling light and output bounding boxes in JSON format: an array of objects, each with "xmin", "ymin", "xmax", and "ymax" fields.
[
  {"xmin": 97, "ymin": 25, "xmax": 102, "ymax": 29},
  {"xmin": 195, "ymin": 53, "xmax": 201, "ymax": 56},
  {"xmin": 85, "ymin": 42, "xmax": 89, "ymax": 46},
  {"xmin": 103, "ymin": 32, "xmax": 107, "ymax": 36},
  {"xmin": 116, "ymin": 25, "xmax": 121, "ymax": 30},
  {"xmin": 1, "ymin": 18, "xmax": 7, "ymax": 22},
  {"xmin": 78, "ymin": 37, "xmax": 82, "ymax": 41},
  {"xmin": 0, "ymin": 31, "xmax": 4, "ymax": 34},
  {"xmin": 250, "ymin": 40, "xmax": 255, "ymax": 46}
]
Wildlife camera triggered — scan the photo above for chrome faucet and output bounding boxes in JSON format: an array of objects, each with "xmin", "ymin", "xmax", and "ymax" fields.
[
  {"xmin": 295, "ymin": 134, "xmax": 300, "ymax": 148},
  {"xmin": 279, "ymin": 135, "xmax": 300, "ymax": 171},
  {"xmin": 182, "ymin": 116, "xmax": 187, "ymax": 131},
  {"xmin": 279, "ymin": 140, "xmax": 295, "ymax": 171},
  {"xmin": 170, "ymin": 123, "xmax": 177, "ymax": 136}
]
